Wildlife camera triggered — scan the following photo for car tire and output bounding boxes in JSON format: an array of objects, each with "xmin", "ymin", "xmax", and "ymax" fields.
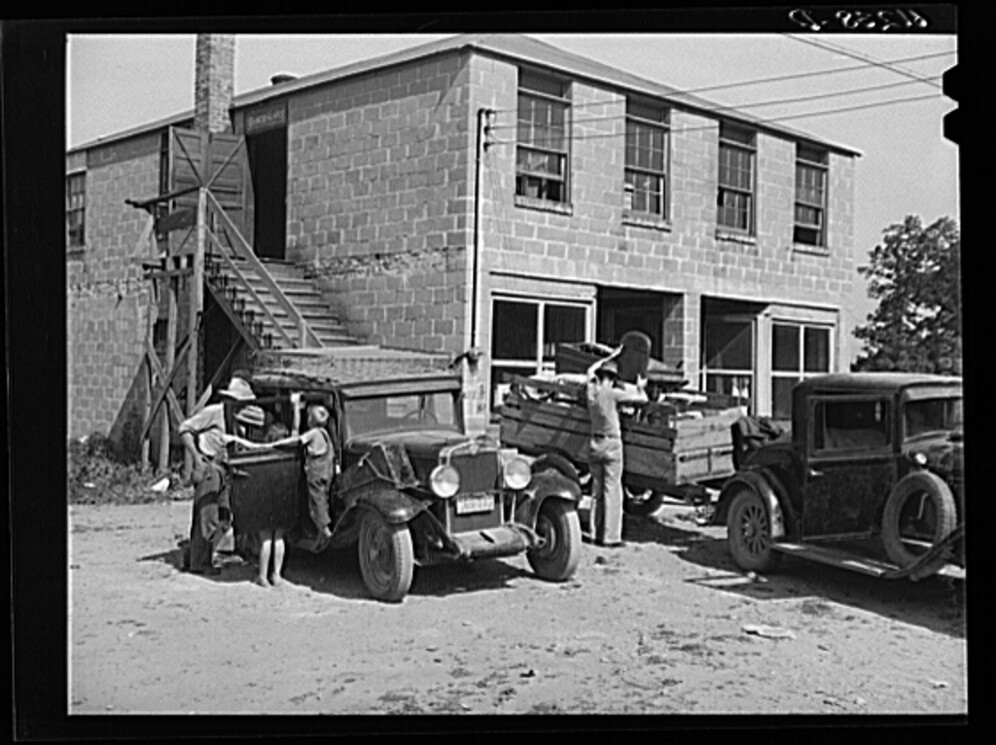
[
  {"xmin": 726, "ymin": 487, "xmax": 782, "ymax": 573},
  {"xmin": 358, "ymin": 510, "xmax": 414, "ymax": 602},
  {"xmin": 623, "ymin": 487, "xmax": 666, "ymax": 518},
  {"xmin": 527, "ymin": 499, "xmax": 582, "ymax": 582},
  {"xmin": 881, "ymin": 471, "xmax": 958, "ymax": 575}
]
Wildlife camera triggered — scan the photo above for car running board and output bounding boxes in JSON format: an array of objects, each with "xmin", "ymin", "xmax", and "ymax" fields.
[{"xmin": 772, "ymin": 530, "xmax": 964, "ymax": 581}]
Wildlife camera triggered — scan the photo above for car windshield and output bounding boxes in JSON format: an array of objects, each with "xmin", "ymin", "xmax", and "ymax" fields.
[
  {"xmin": 904, "ymin": 396, "xmax": 963, "ymax": 439},
  {"xmin": 344, "ymin": 391, "xmax": 460, "ymax": 438}
]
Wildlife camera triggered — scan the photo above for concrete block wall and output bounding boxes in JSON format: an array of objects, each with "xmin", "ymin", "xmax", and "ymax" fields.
[
  {"xmin": 286, "ymin": 52, "xmax": 474, "ymax": 355},
  {"xmin": 67, "ymin": 139, "xmax": 160, "ymax": 444}
]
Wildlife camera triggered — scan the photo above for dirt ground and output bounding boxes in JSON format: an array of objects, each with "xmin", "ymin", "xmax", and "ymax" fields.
[{"xmin": 68, "ymin": 497, "xmax": 967, "ymax": 716}]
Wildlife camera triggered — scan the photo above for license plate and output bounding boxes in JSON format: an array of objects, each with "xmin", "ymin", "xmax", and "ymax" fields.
[{"xmin": 455, "ymin": 494, "xmax": 495, "ymax": 515}]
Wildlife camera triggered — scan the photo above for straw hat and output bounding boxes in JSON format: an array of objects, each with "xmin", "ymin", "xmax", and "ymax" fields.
[
  {"xmin": 219, "ymin": 376, "xmax": 256, "ymax": 401},
  {"xmin": 235, "ymin": 405, "xmax": 265, "ymax": 427}
]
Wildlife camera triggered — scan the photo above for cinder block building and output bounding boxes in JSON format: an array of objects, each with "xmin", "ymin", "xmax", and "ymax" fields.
[{"xmin": 67, "ymin": 34, "xmax": 858, "ymax": 451}]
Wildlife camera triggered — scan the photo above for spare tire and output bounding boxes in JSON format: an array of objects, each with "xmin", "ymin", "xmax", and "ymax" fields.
[{"xmin": 881, "ymin": 471, "xmax": 958, "ymax": 575}]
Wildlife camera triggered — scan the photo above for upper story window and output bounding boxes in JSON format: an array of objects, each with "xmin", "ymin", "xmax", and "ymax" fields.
[
  {"xmin": 625, "ymin": 98, "xmax": 669, "ymax": 220},
  {"xmin": 794, "ymin": 143, "xmax": 829, "ymax": 247},
  {"xmin": 66, "ymin": 171, "xmax": 86, "ymax": 248},
  {"xmin": 717, "ymin": 122, "xmax": 756, "ymax": 234},
  {"xmin": 516, "ymin": 69, "xmax": 570, "ymax": 204}
]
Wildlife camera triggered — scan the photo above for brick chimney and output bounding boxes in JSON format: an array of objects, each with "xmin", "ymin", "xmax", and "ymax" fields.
[{"xmin": 194, "ymin": 34, "xmax": 235, "ymax": 133}]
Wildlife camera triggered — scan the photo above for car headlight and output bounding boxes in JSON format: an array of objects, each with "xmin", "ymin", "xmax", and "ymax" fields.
[
  {"xmin": 430, "ymin": 464, "xmax": 460, "ymax": 498},
  {"xmin": 503, "ymin": 456, "xmax": 532, "ymax": 490},
  {"xmin": 913, "ymin": 452, "xmax": 928, "ymax": 467}
]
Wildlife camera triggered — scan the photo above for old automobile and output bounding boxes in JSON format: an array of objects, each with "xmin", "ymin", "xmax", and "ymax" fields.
[
  {"xmin": 714, "ymin": 373, "xmax": 963, "ymax": 581},
  {"xmin": 226, "ymin": 347, "xmax": 583, "ymax": 602}
]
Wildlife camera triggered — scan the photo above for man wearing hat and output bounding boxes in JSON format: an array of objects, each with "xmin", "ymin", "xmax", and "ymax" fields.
[
  {"xmin": 178, "ymin": 376, "xmax": 259, "ymax": 575},
  {"xmin": 585, "ymin": 349, "xmax": 648, "ymax": 547}
]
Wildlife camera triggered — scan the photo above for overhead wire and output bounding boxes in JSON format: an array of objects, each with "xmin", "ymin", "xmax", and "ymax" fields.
[
  {"xmin": 488, "ymin": 74, "xmax": 944, "ymax": 134},
  {"xmin": 487, "ymin": 48, "xmax": 954, "ymax": 115},
  {"xmin": 783, "ymin": 34, "xmax": 946, "ymax": 89},
  {"xmin": 485, "ymin": 91, "xmax": 947, "ymax": 148}
]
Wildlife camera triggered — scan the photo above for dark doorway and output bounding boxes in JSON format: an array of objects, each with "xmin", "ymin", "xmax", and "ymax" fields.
[{"xmin": 246, "ymin": 127, "xmax": 287, "ymax": 260}]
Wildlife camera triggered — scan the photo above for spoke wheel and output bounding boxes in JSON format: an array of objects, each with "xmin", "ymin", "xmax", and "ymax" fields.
[
  {"xmin": 358, "ymin": 510, "xmax": 414, "ymax": 602},
  {"xmin": 882, "ymin": 471, "xmax": 957, "ymax": 575},
  {"xmin": 527, "ymin": 499, "xmax": 582, "ymax": 581},
  {"xmin": 726, "ymin": 487, "xmax": 781, "ymax": 573}
]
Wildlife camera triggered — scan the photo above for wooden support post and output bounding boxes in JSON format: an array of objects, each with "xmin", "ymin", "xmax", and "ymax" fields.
[
  {"xmin": 158, "ymin": 277, "xmax": 178, "ymax": 475},
  {"xmin": 188, "ymin": 187, "xmax": 206, "ymax": 414}
]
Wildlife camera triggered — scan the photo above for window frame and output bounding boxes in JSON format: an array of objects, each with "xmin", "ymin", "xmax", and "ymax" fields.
[
  {"xmin": 809, "ymin": 395, "xmax": 893, "ymax": 457},
  {"xmin": 794, "ymin": 143, "xmax": 829, "ymax": 248},
  {"xmin": 771, "ymin": 321, "xmax": 834, "ymax": 420},
  {"xmin": 716, "ymin": 122, "xmax": 757, "ymax": 235},
  {"xmin": 701, "ymin": 314, "xmax": 756, "ymax": 411},
  {"xmin": 489, "ymin": 293, "xmax": 592, "ymax": 408},
  {"xmin": 624, "ymin": 97, "xmax": 670, "ymax": 221},
  {"xmin": 66, "ymin": 170, "xmax": 86, "ymax": 249},
  {"xmin": 515, "ymin": 68, "xmax": 572, "ymax": 205}
]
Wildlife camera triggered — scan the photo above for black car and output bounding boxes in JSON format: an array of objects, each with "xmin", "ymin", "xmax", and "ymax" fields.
[
  {"xmin": 226, "ymin": 349, "xmax": 583, "ymax": 601},
  {"xmin": 714, "ymin": 373, "xmax": 963, "ymax": 581}
]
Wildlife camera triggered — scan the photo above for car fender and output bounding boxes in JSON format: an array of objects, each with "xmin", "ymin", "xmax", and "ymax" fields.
[
  {"xmin": 516, "ymin": 467, "xmax": 582, "ymax": 525},
  {"xmin": 341, "ymin": 482, "xmax": 426, "ymax": 524},
  {"xmin": 716, "ymin": 470, "xmax": 787, "ymax": 540}
]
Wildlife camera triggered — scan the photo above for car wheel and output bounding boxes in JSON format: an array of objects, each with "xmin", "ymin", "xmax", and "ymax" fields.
[
  {"xmin": 623, "ymin": 487, "xmax": 665, "ymax": 517},
  {"xmin": 527, "ymin": 499, "xmax": 582, "ymax": 581},
  {"xmin": 726, "ymin": 487, "xmax": 782, "ymax": 573},
  {"xmin": 881, "ymin": 471, "xmax": 958, "ymax": 576},
  {"xmin": 358, "ymin": 510, "xmax": 414, "ymax": 602}
]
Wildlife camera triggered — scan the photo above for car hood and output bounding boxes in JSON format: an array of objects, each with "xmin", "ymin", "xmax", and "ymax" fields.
[{"xmin": 347, "ymin": 429, "xmax": 486, "ymax": 461}]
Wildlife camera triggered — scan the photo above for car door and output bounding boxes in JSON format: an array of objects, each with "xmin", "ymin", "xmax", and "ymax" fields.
[
  {"xmin": 228, "ymin": 395, "xmax": 303, "ymax": 536},
  {"xmin": 802, "ymin": 394, "xmax": 898, "ymax": 538}
]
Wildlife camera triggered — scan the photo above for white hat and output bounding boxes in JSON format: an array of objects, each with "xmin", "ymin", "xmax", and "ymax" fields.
[
  {"xmin": 219, "ymin": 377, "xmax": 255, "ymax": 401},
  {"xmin": 235, "ymin": 405, "xmax": 265, "ymax": 427}
]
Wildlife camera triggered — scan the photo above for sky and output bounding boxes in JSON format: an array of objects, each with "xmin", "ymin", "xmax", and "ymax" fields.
[{"xmin": 66, "ymin": 32, "xmax": 959, "ymax": 360}]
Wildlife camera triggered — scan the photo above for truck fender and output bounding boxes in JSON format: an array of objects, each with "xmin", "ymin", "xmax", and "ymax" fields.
[
  {"xmin": 348, "ymin": 483, "xmax": 426, "ymax": 524},
  {"xmin": 716, "ymin": 471, "xmax": 786, "ymax": 540},
  {"xmin": 517, "ymin": 468, "xmax": 582, "ymax": 525}
]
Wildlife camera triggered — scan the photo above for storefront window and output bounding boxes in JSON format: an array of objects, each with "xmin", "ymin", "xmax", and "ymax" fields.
[
  {"xmin": 703, "ymin": 317, "xmax": 754, "ymax": 408},
  {"xmin": 772, "ymin": 322, "xmax": 832, "ymax": 419}
]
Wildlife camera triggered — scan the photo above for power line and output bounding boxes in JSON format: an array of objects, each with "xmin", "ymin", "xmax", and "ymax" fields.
[
  {"xmin": 491, "ymin": 49, "xmax": 954, "ymax": 115},
  {"xmin": 486, "ymin": 92, "xmax": 946, "ymax": 148},
  {"xmin": 783, "ymin": 34, "xmax": 945, "ymax": 89},
  {"xmin": 489, "ymin": 74, "xmax": 943, "ymax": 134}
]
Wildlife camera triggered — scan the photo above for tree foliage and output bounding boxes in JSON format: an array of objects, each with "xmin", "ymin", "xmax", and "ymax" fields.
[{"xmin": 852, "ymin": 215, "xmax": 961, "ymax": 375}]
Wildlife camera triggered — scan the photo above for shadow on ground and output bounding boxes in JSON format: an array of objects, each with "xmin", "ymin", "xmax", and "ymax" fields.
[{"xmin": 622, "ymin": 507, "xmax": 965, "ymax": 640}]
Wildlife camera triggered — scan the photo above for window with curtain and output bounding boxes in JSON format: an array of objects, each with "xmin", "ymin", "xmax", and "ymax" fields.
[{"xmin": 516, "ymin": 69, "xmax": 571, "ymax": 204}]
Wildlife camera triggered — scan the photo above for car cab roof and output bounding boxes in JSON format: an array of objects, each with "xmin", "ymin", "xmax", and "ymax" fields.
[{"xmin": 794, "ymin": 373, "xmax": 962, "ymax": 397}]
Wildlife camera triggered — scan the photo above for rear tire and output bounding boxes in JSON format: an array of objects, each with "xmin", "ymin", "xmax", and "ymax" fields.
[
  {"xmin": 726, "ymin": 487, "xmax": 781, "ymax": 573},
  {"xmin": 358, "ymin": 510, "xmax": 414, "ymax": 602},
  {"xmin": 623, "ymin": 487, "xmax": 666, "ymax": 517},
  {"xmin": 881, "ymin": 471, "xmax": 958, "ymax": 575},
  {"xmin": 528, "ymin": 499, "xmax": 582, "ymax": 581}
]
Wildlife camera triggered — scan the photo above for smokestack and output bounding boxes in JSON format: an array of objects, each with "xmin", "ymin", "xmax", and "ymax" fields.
[{"xmin": 194, "ymin": 34, "xmax": 235, "ymax": 133}]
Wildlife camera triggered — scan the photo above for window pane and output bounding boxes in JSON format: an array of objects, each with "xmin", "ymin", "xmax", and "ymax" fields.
[
  {"xmin": 543, "ymin": 305, "xmax": 586, "ymax": 361},
  {"xmin": 818, "ymin": 399, "xmax": 890, "ymax": 451},
  {"xmin": 773, "ymin": 324, "xmax": 800, "ymax": 372},
  {"xmin": 520, "ymin": 69, "xmax": 566, "ymax": 97},
  {"xmin": 706, "ymin": 373, "xmax": 752, "ymax": 405},
  {"xmin": 804, "ymin": 327, "xmax": 830, "ymax": 372},
  {"xmin": 705, "ymin": 319, "xmax": 752, "ymax": 370},
  {"xmin": 492, "ymin": 300, "xmax": 538, "ymax": 361},
  {"xmin": 720, "ymin": 122, "xmax": 755, "ymax": 147},
  {"xmin": 772, "ymin": 377, "xmax": 796, "ymax": 419}
]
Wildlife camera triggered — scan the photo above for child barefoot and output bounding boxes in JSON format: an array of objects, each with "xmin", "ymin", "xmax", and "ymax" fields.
[{"xmin": 255, "ymin": 527, "xmax": 286, "ymax": 588}]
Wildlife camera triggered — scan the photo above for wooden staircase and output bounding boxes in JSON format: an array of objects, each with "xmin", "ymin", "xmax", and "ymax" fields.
[
  {"xmin": 206, "ymin": 257, "xmax": 359, "ymax": 349},
  {"xmin": 202, "ymin": 190, "xmax": 361, "ymax": 351}
]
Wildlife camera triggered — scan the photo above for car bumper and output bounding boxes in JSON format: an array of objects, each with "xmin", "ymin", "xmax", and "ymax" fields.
[{"xmin": 449, "ymin": 525, "xmax": 539, "ymax": 561}]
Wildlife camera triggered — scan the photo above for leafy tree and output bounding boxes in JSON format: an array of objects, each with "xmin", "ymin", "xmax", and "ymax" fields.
[{"xmin": 852, "ymin": 215, "xmax": 961, "ymax": 375}]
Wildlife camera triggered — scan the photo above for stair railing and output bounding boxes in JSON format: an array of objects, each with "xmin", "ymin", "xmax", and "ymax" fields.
[{"xmin": 204, "ymin": 190, "xmax": 323, "ymax": 348}]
